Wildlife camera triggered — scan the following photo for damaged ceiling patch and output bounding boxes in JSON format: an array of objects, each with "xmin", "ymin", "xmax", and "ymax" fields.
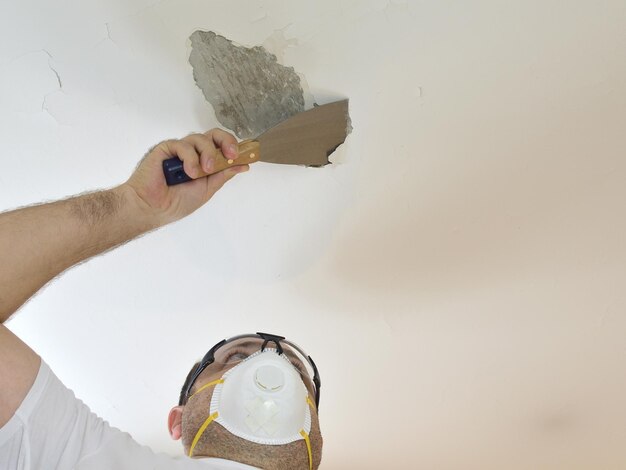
[{"xmin": 189, "ymin": 31, "xmax": 305, "ymax": 139}]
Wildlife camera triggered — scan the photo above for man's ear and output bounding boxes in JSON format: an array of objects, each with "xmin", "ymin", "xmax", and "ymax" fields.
[{"xmin": 168, "ymin": 406, "xmax": 184, "ymax": 440}]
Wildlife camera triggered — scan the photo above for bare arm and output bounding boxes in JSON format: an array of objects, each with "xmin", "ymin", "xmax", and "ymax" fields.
[
  {"xmin": 0, "ymin": 129, "xmax": 248, "ymax": 426},
  {"xmin": 0, "ymin": 185, "xmax": 155, "ymax": 322}
]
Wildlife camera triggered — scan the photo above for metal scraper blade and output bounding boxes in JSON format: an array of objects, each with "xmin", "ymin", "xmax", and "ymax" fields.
[
  {"xmin": 162, "ymin": 100, "xmax": 350, "ymax": 185},
  {"xmin": 257, "ymin": 99, "xmax": 350, "ymax": 167}
]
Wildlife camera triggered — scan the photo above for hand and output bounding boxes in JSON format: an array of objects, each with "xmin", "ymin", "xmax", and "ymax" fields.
[{"xmin": 123, "ymin": 129, "xmax": 249, "ymax": 226}]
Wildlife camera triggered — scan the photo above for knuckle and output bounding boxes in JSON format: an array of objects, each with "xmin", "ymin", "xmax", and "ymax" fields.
[
  {"xmin": 152, "ymin": 140, "xmax": 168, "ymax": 152},
  {"xmin": 184, "ymin": 133, "xmax": 203, "ymax": 142}
]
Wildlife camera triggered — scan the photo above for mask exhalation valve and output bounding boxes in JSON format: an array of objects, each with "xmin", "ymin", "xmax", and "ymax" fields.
[{"xmin": 255, "ymin": 365, "xmax": 285, "ymax": 392}]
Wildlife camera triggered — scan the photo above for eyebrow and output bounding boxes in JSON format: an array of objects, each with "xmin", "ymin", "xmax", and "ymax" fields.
[{"xmin": 229, "ymin": 340, "xmax": 261, "ymax": 349}]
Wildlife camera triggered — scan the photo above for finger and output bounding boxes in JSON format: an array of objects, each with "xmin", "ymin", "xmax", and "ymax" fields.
[
  {"xmin": 205, "ymin": 128, "xmax": 238, "ymax": 160},
  {"xmin": 156, "ymin": 139, "xmax": 201, "ymax": 179},
  {"xmin": 205, "ymin": 165, "xmax": 249, "ymax": 196},
  {"xmin": 183, "ymin": 133, "xmax": 218, "ymax": 174}
]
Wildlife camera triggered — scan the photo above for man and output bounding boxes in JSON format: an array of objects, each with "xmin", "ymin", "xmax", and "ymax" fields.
[{"xmin": 0, "ymin": 129, "xmax": 323, "ymax": 469}]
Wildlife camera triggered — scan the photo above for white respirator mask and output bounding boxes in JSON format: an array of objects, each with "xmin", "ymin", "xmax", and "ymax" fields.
[
  {"xmin": 187, "ymin": 348, "xmax": 316, "ymax": 469},
  {"xmin": 210, "ymin": 349, "xmax": 312, "ymax": 444}
]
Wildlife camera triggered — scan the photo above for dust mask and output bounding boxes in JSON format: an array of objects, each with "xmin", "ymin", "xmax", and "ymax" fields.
[{"xmin": 188, "ymin": 349, "xmax": 315, "ymax": 469}]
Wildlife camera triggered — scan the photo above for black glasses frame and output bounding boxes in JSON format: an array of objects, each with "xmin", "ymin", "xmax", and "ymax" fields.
[{"xmin": 179, "ymin": 332, "xmax": 321, "ymax": 408}]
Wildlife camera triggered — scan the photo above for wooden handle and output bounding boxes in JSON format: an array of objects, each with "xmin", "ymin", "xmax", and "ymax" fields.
[
  {"xmin": 201, "ymin": 139, "xmax": 260, "ymax": 176},
  {"xmin": 163, "ymin": 140, "xmax": 260, "ymax": 186}
]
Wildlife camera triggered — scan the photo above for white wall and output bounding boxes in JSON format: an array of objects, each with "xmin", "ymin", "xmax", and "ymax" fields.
[{"xmin": 2, "ymin": 1, "xmax": 626, "ymax": 468}]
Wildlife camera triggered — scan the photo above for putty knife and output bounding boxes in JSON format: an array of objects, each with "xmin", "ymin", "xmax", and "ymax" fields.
[{"xmin": 163, "ymin": 100, "xmax": 350, "ymax": 185}]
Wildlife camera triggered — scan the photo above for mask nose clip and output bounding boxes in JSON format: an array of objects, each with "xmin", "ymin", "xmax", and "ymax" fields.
[{"xmin": 255, "ymin": 364, "xmax": 285, "ymax": 392}]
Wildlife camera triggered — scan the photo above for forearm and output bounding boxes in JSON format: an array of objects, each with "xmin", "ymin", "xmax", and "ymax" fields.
[{"xmin": 0, "ymin": 184, "xmax": 158, "ymax": 323}]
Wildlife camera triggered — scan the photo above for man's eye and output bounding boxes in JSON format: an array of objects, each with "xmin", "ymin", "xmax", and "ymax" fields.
[{"xmin": 226, "ymin": 352, "xmax": 248, "ymax": 362}]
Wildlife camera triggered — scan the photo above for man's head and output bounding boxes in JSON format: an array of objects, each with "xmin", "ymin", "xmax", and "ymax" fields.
[{"xmin": 168, "ymin": 333, "xmax": 323, "ymax": 470}]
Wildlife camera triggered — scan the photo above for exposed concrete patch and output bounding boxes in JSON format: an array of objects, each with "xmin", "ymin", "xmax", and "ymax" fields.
[
  {"xmin": 189, "ymin": 30, "xmax": 305, "ymax": 139},
  {"xmin": 262, "ymin": 29, "xmax": 316, "ymax": 110}
]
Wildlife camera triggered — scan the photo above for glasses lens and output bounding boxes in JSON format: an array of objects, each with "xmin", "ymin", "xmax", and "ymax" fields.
[{"xmin": 211, "ymin": 336, "xmax": 316, "ymax": 397}]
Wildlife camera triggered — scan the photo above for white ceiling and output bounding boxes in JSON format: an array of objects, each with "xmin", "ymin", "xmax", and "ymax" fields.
[{"xmin": 2, "ymin": 1, "xmax": 626, "ymax": 468}]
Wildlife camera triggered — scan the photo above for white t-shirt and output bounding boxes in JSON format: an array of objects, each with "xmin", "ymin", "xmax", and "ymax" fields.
[{"xmin": 0, "ymin": 361, "xmax": 260, "ymax": 470}]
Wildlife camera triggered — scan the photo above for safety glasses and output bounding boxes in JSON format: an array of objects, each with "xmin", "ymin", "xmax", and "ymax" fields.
[{"xmin": 179, "ymin": 332, "xmax": 321, "ymax": 408}]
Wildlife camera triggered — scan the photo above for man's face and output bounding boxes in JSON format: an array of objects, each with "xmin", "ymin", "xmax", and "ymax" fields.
[
  {"xmin": 168, "ymin": 338, "xmax": 323, "ymax": 470},
  {"xmin": 192, "ymin": 339, "xmax": 317, "ymax": 400}
]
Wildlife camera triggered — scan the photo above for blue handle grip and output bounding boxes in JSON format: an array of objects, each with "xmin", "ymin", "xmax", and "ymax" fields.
[{"xmin": 162, "ymin": 157, "xmax": 192, "ymax": 186}]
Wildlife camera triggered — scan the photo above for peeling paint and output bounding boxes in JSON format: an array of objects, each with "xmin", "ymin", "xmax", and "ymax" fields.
[
  {"xmin": 189, "ymin": 31, "xmax": 306, "ymax": 139},
  {"xmin": 40, "ymin": 50, "xmax": 63, "ymax": 120},
  {"xmin": 0, "ymin": 50, "xmax": 62, "ymax": 115},
  {"xmin": 262, "ymin": 28, "xmax": 298, "ymax": 64},
  {"xmin": 105, "ymin": 23, "xmax": 118, "ymax": 47},
  {"xmin": 43, "ymin": 50, "xmax": 63, "ymax": 89}
]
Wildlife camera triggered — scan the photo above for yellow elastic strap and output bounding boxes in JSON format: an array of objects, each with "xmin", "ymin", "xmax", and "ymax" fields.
[
  {"xmin": 300, "ymin": 429, "xmax": 313, "ymax": 470},
  {"xmin": 298, "ymin": 396, "xmax": 316, "ymax": 470},
  {"xmin": 190, "ymin": 379, "xmax": 224, "ymax": 399},
  {"xmin": 189, "ymin": 412, "xmax": 219, "ymax": 457}
]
